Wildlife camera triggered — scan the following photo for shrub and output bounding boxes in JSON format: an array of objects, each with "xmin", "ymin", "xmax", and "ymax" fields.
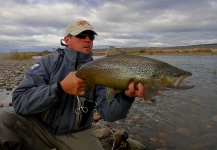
[{"xmin": 8, "ymin": 50, "xmax": 33, "ymax": 60}]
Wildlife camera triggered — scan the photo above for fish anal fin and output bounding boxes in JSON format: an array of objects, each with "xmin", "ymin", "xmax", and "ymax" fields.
[
  {"xmin": 143, "ymin": 84, "xmax": 158, "ymax": 100},
  {"xmin": 106, "ymin": 88, "xmax": 121, "ymax": 102}
]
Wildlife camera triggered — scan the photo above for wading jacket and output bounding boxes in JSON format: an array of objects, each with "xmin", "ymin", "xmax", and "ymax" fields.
[{"xmin": 12, "ymin": 47, "xmax": 135, "ymax": 135}]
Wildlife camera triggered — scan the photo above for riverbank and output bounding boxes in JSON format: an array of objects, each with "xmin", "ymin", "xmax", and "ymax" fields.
[
  {"xmin": 92, "ymin": 48, "xmax": 217, "ymax": 56},
  {"xmin": 0, "ymin": 58, "xmax": 37, "ymax": 90}
]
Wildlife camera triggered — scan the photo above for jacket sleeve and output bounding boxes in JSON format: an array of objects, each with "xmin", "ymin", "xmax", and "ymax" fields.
[
  {"xmin": 95, "ymin": 86, "xmax": 135, "ymax": 122},
  {"xmin": 12, "ymin": 56, "xmax": 60, "ymax": 115}
]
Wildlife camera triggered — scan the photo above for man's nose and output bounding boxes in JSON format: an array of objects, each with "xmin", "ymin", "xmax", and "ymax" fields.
[{"xmin": 84, "ymin": 35, "xmax": 91, "ymax": 41}]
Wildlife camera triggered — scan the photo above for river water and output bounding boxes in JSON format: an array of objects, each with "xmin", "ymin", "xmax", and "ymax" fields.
[{"xmin": 94, "ymin": 55, "xmax": 217, "ymax": 150}]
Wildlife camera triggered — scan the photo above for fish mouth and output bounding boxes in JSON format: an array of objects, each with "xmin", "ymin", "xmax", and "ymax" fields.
[{"xmin": 173, "ymin": 72, "xmax": 194, "ymax": 89}]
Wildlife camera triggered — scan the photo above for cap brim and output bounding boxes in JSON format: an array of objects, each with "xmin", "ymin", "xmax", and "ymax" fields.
[{"xmin": 70, "ymin": 28, "xmax": 98, "ymax": 36}]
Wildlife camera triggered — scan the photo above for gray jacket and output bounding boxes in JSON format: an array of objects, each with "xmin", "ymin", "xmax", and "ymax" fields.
[{"xmin": 12, "ymin": 47, "xmax": 134, "ymax": 135}]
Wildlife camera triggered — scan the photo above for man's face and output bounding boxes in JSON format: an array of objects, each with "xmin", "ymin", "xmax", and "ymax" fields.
[{"xmin": 64, "ymin": 31, "xmax": 95, "ymax": 54}]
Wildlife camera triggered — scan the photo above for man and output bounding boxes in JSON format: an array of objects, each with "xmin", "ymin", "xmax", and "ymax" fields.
[{"xmin": 0, "ymin": 19, "xmax": 157, "ymax": 150}]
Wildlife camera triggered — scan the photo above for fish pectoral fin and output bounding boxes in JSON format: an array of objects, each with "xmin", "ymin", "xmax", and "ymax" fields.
[
  {"xmin": 106, "ymin": 88, "xmax": 121, "ymax": 102},
  {"xmin": 85, "ymin": 80, "xmax": 96, "ymax": 94},
  {"xmin": 143, "ymin": 84, "xmax": 158, "ymax": 100}
]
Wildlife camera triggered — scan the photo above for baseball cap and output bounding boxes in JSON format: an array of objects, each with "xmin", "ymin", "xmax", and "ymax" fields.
[{"xmin": 65, "ymin": 19, "xmax": 98, "ymax": 36}]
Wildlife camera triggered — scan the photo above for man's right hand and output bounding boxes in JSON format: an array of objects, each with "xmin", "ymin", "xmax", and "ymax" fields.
[{"xmin": 60, "ymin": 72, "xmax": 85, "ymax": 96}]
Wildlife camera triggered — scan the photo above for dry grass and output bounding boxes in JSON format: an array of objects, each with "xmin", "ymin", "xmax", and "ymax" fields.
[
  {"xmin": 92, "ymin": 48, "xmax": 217, "ymax": 56},
  {"xmin": 7, "ymin": 51, "xmax": 33, "ymax": 60}
]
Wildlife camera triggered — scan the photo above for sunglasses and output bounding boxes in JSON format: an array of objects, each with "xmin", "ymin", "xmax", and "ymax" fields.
[{"xmin": 72, "ymin": 31, "xmax": 95, "ymax": 41}]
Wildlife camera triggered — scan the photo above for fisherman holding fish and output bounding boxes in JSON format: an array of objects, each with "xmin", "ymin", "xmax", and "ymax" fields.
[{"xmin": 0, "ymin": 19, "xmax": 162, "ymax": 150}]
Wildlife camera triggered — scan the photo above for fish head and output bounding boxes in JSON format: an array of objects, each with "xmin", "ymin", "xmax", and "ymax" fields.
[{"xmin": 158, "ymin": 67, "xmax": 193, "ymax": 89}]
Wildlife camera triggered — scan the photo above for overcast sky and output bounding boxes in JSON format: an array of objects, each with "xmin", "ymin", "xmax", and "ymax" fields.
[{"xmin": 0, "ymin": 0, "xmax": 217, "ymax": 52}]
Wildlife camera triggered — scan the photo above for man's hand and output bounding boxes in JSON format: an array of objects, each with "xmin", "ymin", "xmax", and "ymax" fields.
[
  {"xmin": 125, "ymin": 82, "xmax": 144, "ymax": 97},
  {"xmin": 125, "ymin": 82, "xmax": 163, "ymax": 98},
  {"xmin": 60, "ymin": 72, "xmax": 85, "ymax": 96}
]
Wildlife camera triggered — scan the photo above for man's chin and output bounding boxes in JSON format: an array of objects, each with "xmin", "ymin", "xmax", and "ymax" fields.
[{"xmin": 81, "ymin": 48, "xmax": 92, "ymax": 54}]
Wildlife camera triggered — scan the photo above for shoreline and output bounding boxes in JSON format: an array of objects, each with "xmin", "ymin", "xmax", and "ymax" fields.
[{"xmin": 93, "ymin": 52, "xmax": 217, "ymax": 56}]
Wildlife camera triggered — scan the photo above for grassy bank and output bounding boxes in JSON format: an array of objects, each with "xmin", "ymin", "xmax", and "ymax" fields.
[
  {"xmin": 8, "ymin": 51, "xmax": 33, "ymax": 60},
  {"xmin": 92, "ymin": 48, "xmax": 217, "ymax": 56},
  {"xmin": 0, "ymin": 50, "xmax": 51, "ymax": 60}
]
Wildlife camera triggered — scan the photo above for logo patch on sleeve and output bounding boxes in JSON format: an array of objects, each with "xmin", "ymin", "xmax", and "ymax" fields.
[{"xmin": 28, "ymin": 61, "xmax": 42, "ymax": 74}]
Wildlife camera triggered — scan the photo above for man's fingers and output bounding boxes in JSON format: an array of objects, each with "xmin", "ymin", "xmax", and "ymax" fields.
[
  {"xmin": 125, "ymin": 82, "xmax": 144, "ymax": 98},
  {"xmin": 137, "ymin": 83, "xmax": 144, "ymax": 97},
  {"xmin": 128, "ymin": 82, "xmax": 135, "ymax": 93},
  {"xmin": 72, "ymin": 72, "xmax": 82, "ymax": 81},
  {"xmin": 60, "ymin": 72, "xmax": 86, "ymax": 95},
  {"xmin": 77, "ymin": 90, "xmax": 85, "ymax": 96}
]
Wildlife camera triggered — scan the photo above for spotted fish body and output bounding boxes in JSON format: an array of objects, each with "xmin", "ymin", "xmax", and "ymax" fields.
[{"xmin": 75, "ymin": 46, "xmax": 193, "ymax": 100}]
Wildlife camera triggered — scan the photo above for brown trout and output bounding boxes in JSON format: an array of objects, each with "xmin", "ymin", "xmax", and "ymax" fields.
[{"xmin": 75, "ymin": 46, "xmax": 193, "ymax": 100}]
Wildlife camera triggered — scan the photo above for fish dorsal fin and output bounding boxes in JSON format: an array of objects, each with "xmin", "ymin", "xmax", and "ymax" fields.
[{"xmin": 105, "ymin": 46, "xmax": 123, "ymax": 56}]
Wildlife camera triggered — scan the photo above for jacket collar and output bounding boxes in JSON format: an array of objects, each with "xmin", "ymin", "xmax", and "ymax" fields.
[{"xmin": 64, "ymin": 47, "xmax": 93, "ymax": 64}]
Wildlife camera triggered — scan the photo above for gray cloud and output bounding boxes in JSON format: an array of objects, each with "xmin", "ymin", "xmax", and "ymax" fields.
[{"xmin": 0, "ymin": 0, "xmax": 217, "ymax": 52}]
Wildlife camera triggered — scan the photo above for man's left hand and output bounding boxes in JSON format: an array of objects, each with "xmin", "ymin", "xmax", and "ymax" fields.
[
  {"xmin": 125, "ymin": 82, "xmax": 163, "ymax": 98},
  {"xmin": 125, "ymin": 82, "xmax": 144, "ymax": 98}
]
